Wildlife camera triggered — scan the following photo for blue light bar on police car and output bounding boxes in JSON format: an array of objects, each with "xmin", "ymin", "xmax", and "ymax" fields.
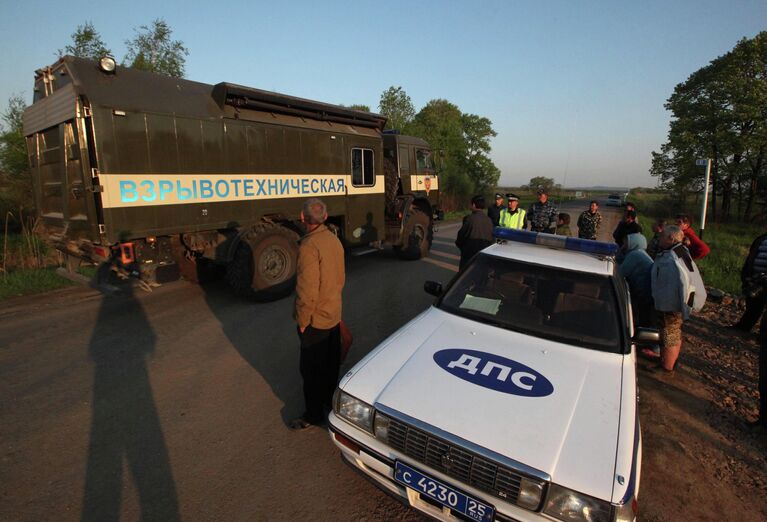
[{"xmin": 493, "ymin": 227, "xmax": 618, "ymax": 256}]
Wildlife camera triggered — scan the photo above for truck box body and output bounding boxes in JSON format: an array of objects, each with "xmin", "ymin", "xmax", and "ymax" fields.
[{"xmin": 24, "ymin": 56, "xmax": 438, "ymax": 293}]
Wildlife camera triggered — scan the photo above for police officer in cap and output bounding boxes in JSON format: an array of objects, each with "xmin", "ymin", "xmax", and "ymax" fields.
[
  {"xmin": 526, "ymin": 187, "xmax": 558, "ymax": 233},
  {"xmin": 487, "ymin": 193, "xmax": 504, "ymax": 227},
  {"xmin": 499, "ymin": 193, "xmax": 526, "ymax": 230}
]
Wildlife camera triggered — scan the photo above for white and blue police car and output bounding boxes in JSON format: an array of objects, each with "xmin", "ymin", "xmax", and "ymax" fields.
[{"xmin": 328, "ymin": 228, "xmax": 655, "ymax": 522}]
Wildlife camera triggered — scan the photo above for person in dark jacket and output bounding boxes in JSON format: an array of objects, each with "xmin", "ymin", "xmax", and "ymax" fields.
[
  {"xmin": 526, "ymin": 188, "xmax": 558, "ymax": 233},
  {"xmin": 733, "ymin": 231, "xmax": 767, "ymax": 333},
  {"xmin": 646, "ymin": 219, "xmax": 665, "ymax": 259},
  {"xmin": 756, "ymin": 321, "xmax": 767, "ymax": 429},
  {"xmin": 487, "ymin": 193, "xmax": 504, "ymax": 227},
  {"xmin": 613, "ymin": 209, "xmax": 642, "ymax": 248},
  {"xmin": 456, "ymin": 195, "xmax": 494, "ymax": 270},
  {"xmin": 732, "ymin": 231, "xmax": 767, "ymax": 428}
]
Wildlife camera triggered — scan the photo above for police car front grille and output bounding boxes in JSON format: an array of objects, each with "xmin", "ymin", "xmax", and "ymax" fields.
[{"xmin": 387, "ymin": 417, "xmax": 532, "ymax": 506}]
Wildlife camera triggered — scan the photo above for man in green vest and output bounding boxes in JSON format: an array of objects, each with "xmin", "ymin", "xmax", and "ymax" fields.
[{"xmin": 499, "ymin": 193, "xmax": 526, "ymax": 230}]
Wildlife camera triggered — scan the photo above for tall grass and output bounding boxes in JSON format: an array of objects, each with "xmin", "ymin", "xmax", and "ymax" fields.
[
  {"xmin": 0, "ymin": 267, "xmax": 74, "ymax": 300},
  {"xmin": 1, "ymin": 211, "xmax": 49, "ymax": 277}
]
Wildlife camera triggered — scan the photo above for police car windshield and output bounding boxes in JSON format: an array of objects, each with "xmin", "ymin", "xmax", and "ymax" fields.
[{"xmin": 438, "ymin": 254, "xmax": 621, "ymax": 352}]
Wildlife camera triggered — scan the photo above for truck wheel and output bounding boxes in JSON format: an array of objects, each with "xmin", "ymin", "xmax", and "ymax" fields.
[
  {"xmin": 226, "ymin": 226, "xmax": 299, "ymax": 300},
  {"xmin": 396, "ymin": 209, "xmax": 432, "ymax": 260}
]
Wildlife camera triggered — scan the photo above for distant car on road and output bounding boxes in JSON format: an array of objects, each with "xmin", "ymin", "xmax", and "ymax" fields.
[
  {"xmin": 329, "ymin": 229, "xmax": 652, "ymax": 522},
  {"xmin": 606, "ymin": 194, "xmax": 623, "ymax": 207}
]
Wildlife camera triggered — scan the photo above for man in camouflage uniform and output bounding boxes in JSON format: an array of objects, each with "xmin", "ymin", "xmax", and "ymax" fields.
[
  {"xmin": 577, "ymin": 200, "xmax": 602, "ymax": 240},
  {"xmin": 526, "ymin": 188, "xmax": 558, "ymax": 233}
]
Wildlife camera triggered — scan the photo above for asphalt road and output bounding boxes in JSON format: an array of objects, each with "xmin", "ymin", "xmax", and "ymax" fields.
[{"xmin": 0, "ymin": 199, "xmax": 623, "ymax": 522}]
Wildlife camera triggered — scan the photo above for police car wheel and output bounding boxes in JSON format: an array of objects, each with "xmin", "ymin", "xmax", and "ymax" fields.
[
  {"xmin": 396, "ymin": 209, "xmax": 431, "ymax": 260},
  {"xmin": 226, "ymin": 226, "xmax": 299, "ymax": 300}
]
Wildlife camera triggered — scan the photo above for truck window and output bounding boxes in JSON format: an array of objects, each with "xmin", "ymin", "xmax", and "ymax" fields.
[
  {"xmin": 398, "ymin": 146, "xmax": 410, "ymax": 172},
  {"xmin": 351, "ymin": 148, "xmax": 375, "ymax": 186},
  {"xmin": 416, "ymin": 149, "xmax": 433, "ymax": 172}
]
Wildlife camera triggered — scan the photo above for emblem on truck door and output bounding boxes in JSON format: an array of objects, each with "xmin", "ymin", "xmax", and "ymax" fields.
[{"xmin": 433, "ymin": 349, "xmax": 554, "ymax": 397}]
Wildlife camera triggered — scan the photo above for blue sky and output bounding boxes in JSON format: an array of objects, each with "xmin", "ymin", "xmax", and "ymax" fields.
[{"xmin": 1, "ymin": 0, "xmax": 764, "ymax": 187}]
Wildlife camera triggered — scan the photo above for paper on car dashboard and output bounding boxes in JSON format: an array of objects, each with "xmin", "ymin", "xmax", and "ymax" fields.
[{"xmin": 459, "ymin": 295, "xmax": 501, "ymax": 315}]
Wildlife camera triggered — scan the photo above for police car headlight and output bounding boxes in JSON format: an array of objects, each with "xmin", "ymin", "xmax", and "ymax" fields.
[
  {"xmin": 373, "ymin": 413, "xmax": 390, "ymax": 442},
  {"xmin": 336, "ymin": 390, "xmax": 374, "ymax": 433},
  {"xmin": 543, "ymin": 484, "xmax": 612, "ymax": 522},
  {"xmin": 517, "ymin": 477, "xmax": 544, "ymax": 510}
]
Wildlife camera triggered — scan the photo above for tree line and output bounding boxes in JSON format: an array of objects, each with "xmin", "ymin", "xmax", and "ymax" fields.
[{"xmin": 651, "ymin": 31, "xmax": 767, "ymax": 223}]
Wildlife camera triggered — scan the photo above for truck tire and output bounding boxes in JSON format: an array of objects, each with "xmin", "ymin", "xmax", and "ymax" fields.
[
  {"xmin": 226, "ymin": 225, "xmax": 300, "ymax": 300},
  {"xmin": 396, "ymin": 209, "xmax": 432, "ymax": 260}
]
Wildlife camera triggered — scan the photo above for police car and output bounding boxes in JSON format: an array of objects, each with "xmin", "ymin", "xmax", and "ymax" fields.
[{"xmin": 328, "ymin": 228, "xmax": 653, "ymax": 522}]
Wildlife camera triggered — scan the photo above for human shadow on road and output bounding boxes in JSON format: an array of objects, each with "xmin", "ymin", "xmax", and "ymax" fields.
[
  {"xmin": 198, "ymin": 248, "xmax": 443, "ymax": 427},
  {"xmin": 199, "ymin": 273, "xmax": 304, "ymax": 425},
  {"xmin": 82, "ymin": 281, "xmax": 179, "ymax": 522}
]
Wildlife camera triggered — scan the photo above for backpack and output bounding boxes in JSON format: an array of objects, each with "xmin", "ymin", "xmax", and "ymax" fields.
[{"xmin": 671, "ymin": 244, "xmax": 707, "ymax": 312}]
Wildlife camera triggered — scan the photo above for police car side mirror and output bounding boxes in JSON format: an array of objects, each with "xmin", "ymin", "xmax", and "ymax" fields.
[
  {"xmin": 633, "ymin": 328, "xmax": 660, "ymax": 344},
  {"xmin": 424, "ymin": 281, "xmax": 443, "ymax": 297}
]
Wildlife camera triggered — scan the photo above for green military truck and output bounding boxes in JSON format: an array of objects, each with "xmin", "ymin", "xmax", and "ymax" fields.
[{"xmin": 23, "ymin": 56, "xmax": 440, "ymax": 298}]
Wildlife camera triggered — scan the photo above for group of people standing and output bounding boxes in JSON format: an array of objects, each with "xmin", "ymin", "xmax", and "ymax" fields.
[
  {"xmin": 459, "ymin": 192, "xmax": 713, "ymax": 380},
  {"xmin": 459, "ymin": 188, "xmax": 566, "ymax": 268},
  {"xmin": 610, "ymin": 204, "xmax": 712, "ymax": 375}
]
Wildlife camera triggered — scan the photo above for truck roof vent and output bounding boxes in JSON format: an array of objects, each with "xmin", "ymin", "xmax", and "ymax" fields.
[{"xmin": 211, "ymin": 82, "xmax": 387, "ymax": 130}]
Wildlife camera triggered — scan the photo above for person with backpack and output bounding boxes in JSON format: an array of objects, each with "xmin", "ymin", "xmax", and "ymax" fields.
[{"xmin": 651, "ymin": 225, "xmax": 707, "ymax": 372}]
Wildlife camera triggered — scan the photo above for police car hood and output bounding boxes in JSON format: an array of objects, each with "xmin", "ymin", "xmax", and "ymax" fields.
[{"xmin": 343, "ymin": 307, "xmax": 624, "ymax": 501}]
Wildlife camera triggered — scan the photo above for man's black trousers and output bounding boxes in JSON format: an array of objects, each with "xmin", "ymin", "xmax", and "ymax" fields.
[
  {"xmin": 298, "ymin": 324, "xmax": 341, "ymax": 425},
  {"xmin": 760, "ymin": 309, "xmax": 767, "ymax": 421}
]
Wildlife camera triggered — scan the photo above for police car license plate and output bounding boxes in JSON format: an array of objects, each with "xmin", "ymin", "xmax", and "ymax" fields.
[{"xmin": 394, "ymin": 461, "xmax": 494, "ymax": 522}]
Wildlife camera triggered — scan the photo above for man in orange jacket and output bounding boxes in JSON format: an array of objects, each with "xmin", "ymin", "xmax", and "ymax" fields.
[{"xmin": 291, "ymin": 198, "xmax": 346, "ymax": 430}]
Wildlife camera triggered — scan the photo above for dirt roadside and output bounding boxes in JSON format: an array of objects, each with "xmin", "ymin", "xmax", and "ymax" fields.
[{"xmin": 637, "ymin": 297, "xmax": 767, "ymax": 521}]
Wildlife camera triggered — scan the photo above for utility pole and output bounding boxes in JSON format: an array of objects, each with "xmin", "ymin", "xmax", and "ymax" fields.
[{"xmin": 696, "ymin": 159, "xmax": 712, "ymax": 239}]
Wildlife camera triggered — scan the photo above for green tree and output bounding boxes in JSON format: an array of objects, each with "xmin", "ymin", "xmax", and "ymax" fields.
[
  {"xmin": 409, "ymin": 99, "xmax": 466, "ymax": 162},
  {"xmin": 59, "ymin": 21, "xmax": 111, "ymax": 60},
  {"xmin": 461, "ymin": 113, "xmax": 499, "ymax": 192},
  {"xmin": 341, "ymin": 104, "xmax": 371, "ymax": 112},
  {"xmin": 651, "ymin": 32, "xmax": 767, "ymax": 222},
  {"xmin": 525, "ymin": 176, "xmax": 556, "ymax": 192},
  {"xmin": 124, "ymin": 19, "xmax": 189, "ymax": 77},
  {"xmin": 408, "ymin": 99, "xmax": 500, "ymax": 197},
  {"xmin": 378, "ymin": 86, "xmax": 415, "ymax": 131},
  {"xmin": 0, "ymin": 95, "xmax": 33, "ymax": 218},
  {"xmin": 461, "ymin": 113, "xmax": 496, "ymax": 157}
]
